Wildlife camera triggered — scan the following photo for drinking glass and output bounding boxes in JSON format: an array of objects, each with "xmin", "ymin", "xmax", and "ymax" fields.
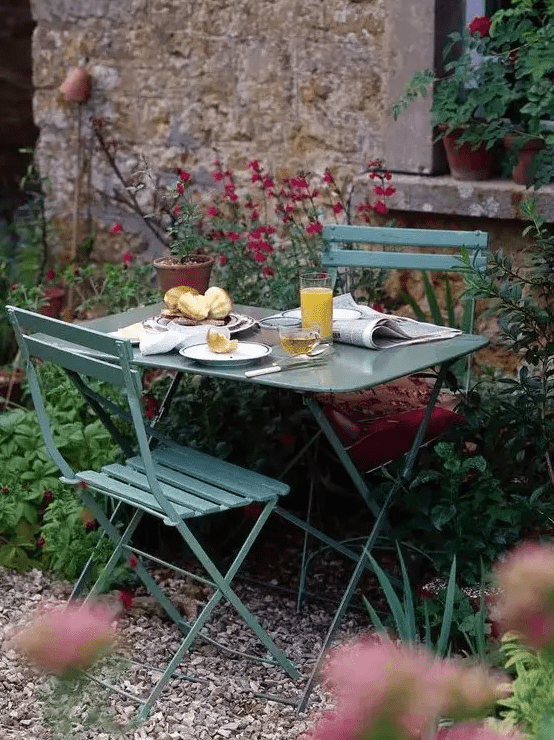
[
  {"xmin": 279, "ymin": 325, "xmax": 320, "ymax": 357},
  {"xmin": 300, "ymin": 272, "xmax": 333, "ymax": 342}
]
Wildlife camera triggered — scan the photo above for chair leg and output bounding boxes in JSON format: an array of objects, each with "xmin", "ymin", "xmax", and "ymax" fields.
[{"xmin": 296, "ymin": 363, "xmax": 450, "ymax": 714}]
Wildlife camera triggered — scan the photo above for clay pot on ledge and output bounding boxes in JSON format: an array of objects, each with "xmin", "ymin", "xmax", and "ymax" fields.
[
  {"xmin": 440, "ymin": 127, "xmax": 498, "ymax": 181},
  {"xmin": 503, "ymin": 133, "xmax": 545, "ymax": 186},
  {"xmin": 153, "ymin": 255, "xmax": 214, "ymax": 294}
]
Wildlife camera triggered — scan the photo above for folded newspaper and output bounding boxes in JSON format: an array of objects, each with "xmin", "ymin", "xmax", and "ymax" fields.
[{"xmin": 332, "ymin": 294, "xmax": 461, "ymax": 349}]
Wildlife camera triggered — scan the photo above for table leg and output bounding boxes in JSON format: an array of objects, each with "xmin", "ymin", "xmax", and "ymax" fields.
[{"xmin": 297, "ymin": 363, "xmax": 450, "ymax": 713}]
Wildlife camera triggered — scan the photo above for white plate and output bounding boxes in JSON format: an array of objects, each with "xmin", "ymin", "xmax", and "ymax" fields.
[
  {"xmin": 282, "ymin": 307, "xmax": 363, "ymax": 321},
  {"xmin": 144, "ymin": 312, "xmax": 257, "ymax": 335},
  {"xmin": 179, "ymin": 342, "xmax": 272, "ymax": 367}
]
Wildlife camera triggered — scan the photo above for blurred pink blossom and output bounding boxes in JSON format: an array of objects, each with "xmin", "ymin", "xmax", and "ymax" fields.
[
  {"xmin": 493, "ymin": 542, "xmax": 554, "ymax": 648},
  {"xmin": 10, "ymin": 601, "xmax": 116, "ymax": 676}
]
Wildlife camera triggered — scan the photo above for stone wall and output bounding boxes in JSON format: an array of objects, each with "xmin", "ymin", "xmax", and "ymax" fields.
[{"xmin": 30, "ymin": 0, "xmax": 396, "ymax": 260}]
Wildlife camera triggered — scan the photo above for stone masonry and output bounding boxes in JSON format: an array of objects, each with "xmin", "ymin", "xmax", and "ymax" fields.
[{"xmin": 29, "ymin": 0, "xmax": 403, "ymax": 260}]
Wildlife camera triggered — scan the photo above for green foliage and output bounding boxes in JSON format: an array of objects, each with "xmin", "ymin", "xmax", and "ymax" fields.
[
  {"xmin": 498, "ymin": 633, "xmax": 554, "ymax": 737},
  {"xmin": 60, "ymin": 260, "xmax": 159, "ymax": 317},
  {"xmin": 395, "ymin": 442, "xmax": 549, "ymax": 584},
  {"xmin": 363, "ymin": 547, "xmax": 490, "ymax": 658},
  {"xmin": 39, "ymin": 654, "xmax": 140, "ymax": 739},
  {"xmin": 0, "ymin": 365, "xmax": 122, "ymax": 576}
]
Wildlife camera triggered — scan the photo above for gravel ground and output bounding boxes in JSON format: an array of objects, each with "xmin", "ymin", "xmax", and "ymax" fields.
[{"xmin": 0, "ymin": 551, "xmax": 369, "ymax": 740}]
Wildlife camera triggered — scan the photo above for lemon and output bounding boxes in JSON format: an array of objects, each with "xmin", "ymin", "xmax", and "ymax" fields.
[{"xmin": 206, "ymin": 328, "xmax": 238, "ymax": 354}]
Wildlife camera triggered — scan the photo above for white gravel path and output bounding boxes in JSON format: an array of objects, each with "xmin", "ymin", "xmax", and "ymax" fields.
[{"xmin": 0, "ymin": 561, "xmax": 368, "ymax": 740}]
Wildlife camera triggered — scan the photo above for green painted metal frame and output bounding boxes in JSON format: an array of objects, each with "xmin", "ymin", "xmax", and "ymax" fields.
[
  {"xmin": 7, "ymin": 305, "xmax": 299, "ymax": 719},
  {"xmin": 291, "ymin": 224, "xmax": 489, "ymax": 711}
]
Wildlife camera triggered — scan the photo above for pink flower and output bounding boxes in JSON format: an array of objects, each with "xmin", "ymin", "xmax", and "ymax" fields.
[
  {"xmin": 207, "ymin": 206, "xmax": 219, "ymax": 217},
  {"xmin": 333, "ymin": 202, "xmax": 343, "ymax": 214},
  {"xmin": 374, "ymin": 201, "xmax": 388, "ymax": 215},
  {"xmin": 253, "ymin": 252, "xmax": 267, "ymax": 262},
  {"xmin": 110, "ymin": 222, "xmax": 123, "ymax": 234},
  {"xmin": 122, "ymin": 251, "xmax": 133, "ymax": 264},
  {"xmin": 127, "ymin": 554, "xmax": 139, "ymax": 569},
  {"xmin": 45, "ymin": 269, "xmax": 55, "ymax": 281},
  {"xmin": 306, "ymin": 221, "xmax": 323, "ymax": 235},
  {"xmin": 179, "ymin": 170, "xmax": 191, "ymax": 182},
  {"xmin": 217, "ymin": 254, "xmax": 229, "ymax": 266},
  {"xmin": 212, "ymin": 171, "xmax": 224, "ymax": 183},
  {"xmin": 248, "ymin": 159, "xmax": 261, "ymax": 172},
  {"xmin": 373, "ymin": 185, "xmax": 396, "ymax": 197},
  {"xmin": 176, "ymin": 182, "xmax": 185, "ymax": 195},
  {"xmin": 227, "ymin": 231, "xmax": 241, "ymax": 242},
  {"xmin": 173, "ymin": 205, "xmax": 181, "ymax": 215},
  {"xmin": 493, "ymin": 541, "xmax": 554, "ymax": 647},
  {"xmin": 10, "ymin": 602, "xmax": 116, "ymax": 676},
  {"xmin": 323, "ymin": 171, "xmax": 334, "ymax": 184},
  {"xmin": 468, "ymin": 16, "xmax": 491, "ymax": 37}
]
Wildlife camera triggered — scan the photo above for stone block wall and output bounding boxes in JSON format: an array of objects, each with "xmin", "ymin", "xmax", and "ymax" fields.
[{"xmin": 30, "ymin": 0, "xmax": 396, "ymax": 260}]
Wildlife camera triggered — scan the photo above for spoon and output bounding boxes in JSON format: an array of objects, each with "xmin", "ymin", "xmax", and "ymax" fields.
[{"xmin": 245, "ymin": 345, "xmax": 332, "ymax": 377}]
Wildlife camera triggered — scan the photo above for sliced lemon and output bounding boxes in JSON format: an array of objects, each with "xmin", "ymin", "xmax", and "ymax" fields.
[{"xmin": 206, "ymin": 327, "xmax": 238, "ymax": 354}]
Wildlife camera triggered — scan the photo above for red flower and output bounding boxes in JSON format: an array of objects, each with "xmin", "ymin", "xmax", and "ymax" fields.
[
  {"xmin": 110, "ymin": 222, "xmax": 123, "ymax": 234},
  {"xmin": 45, "ymin": 269, "xmax": 55, "ymax": 281},
  {"xmin": 253, "ymin": 252, "xmax": 267, "ymax": 262},
  {"xmin": 333, "ymin": 202, "xmax": 343, "ymax": 214},
  {"xmin": 248, "ymin": 159, "xmax": 261, "ymax": 172},
  {"xmin": 176, "ymin": 182, "xmax": 185, "ymax": 195},
  {"xmin": 217, "ymin": 254, "xmax": 229, "ymax": 266},
  {"xmin": 143, "ymin": 393, "xmax": 159, "ymax": 420},
  {"xmin": 212, "ymin": 171, "xmax": 224, "ymax": 182},
  {"xmin": 468, "ymin": 15, "xmax": 491, "ymax": 37},
  {"xmin": 173, "ymin": 205, "xmax": 181, "ymax": 215},
  {"xmin": 250, "ymin": 209, "xmax": 259, "ymax": 221},
  {"xmin": 207, "ymin": 206, "xmax": 219, "ymax": 217},
  {"xmin": 227, "ymin": 231, "xmax": 241, "ymax": 242},
  {"xmin": 179, "ymin": 170, "xmax": 191, "ymax": 182},
  {"xmin": 36, "ymin": 537, "xmax": 45, "ymax": 548},
  {"xmin": 373, "ymin": 185, "xmax": 396, "ymax": 197},
  {"xmin": 1, "ymin": 486, "xmax": 9, "ymax": 494},
  {"xmin": 127, "ymin": 554, "xmax": 139, "ymax": 569},
  {"xmin": 261, "ymin": 266, "xmax": 275, "ymax": 277},
  {"xmin": 43, "ymin": 490, "xmax": 53, "ymax": 504},
  {"xmin": 118, "ymin": 589, "xmax": 134, "ymax": 610},
  {"xmin": 122, "ymin": 251, "xmax": 133, "ymax": 264},
  {"xmin": 306, "ymin": 221, "xmax": 323, "ymax": 235},
  {"xmin": 374, "ymin": 201, "xmax": 389, "ymax": 215},
  {"xmin": 323, "ymin": 171, "xmax": 334, "ymax": 184}
]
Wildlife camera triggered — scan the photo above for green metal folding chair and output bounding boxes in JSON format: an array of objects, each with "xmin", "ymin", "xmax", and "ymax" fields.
[
  {"xmin": 7, "ymin": 306, "xmax": 300, "ymax": 718},
  {"xmin": 292, "ymin": 223, "xmax": 489, "ymax": 711}
]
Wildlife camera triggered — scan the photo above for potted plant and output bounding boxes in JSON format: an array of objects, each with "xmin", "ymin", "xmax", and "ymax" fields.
[
  {"xmin": 393, "ymin": 15, "xmax": 514, "ymax": 180},
  {"xmin": 488, "ymin": 3, "xmax": 554, "ymax": 186},
  {"xmin": 151, "ymin": 175, "xmax": 214, "ymax": 293}
]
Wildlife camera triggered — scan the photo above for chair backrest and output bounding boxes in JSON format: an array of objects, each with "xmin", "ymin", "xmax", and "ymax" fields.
[
  {"xmin": 322, "ymin": 224, "xmax": 489, "ymax": 273},
  {"xmin": 322, "ymin": 224, "xmax": 489, "ymax": 388},
  {"xmin": 7, "ymin": 306, "xmax": 183, "ymax": 522}
]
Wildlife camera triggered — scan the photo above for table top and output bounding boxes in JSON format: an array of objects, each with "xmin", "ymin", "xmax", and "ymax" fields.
[{"xmin": 85, "ymin": 303, "xmax": 488, "ymax": 394}]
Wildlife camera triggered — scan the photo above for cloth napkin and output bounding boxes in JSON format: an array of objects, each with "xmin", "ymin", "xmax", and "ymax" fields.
[{"xmin": 139, "ymin": 328, "xmax": 206, "ymax": 355}]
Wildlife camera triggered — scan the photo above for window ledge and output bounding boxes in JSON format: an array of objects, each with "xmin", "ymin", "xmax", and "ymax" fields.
[{"xmin": 384, "ymin": 174, "xmax": 554, "ymax": 222}]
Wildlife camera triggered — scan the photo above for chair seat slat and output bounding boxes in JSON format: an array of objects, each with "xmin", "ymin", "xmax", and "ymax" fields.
[
  {"xmin": 138, "ymin": 445, "xmax": 289, "ymax": 501},
  {"xmin": 323, "ymin": 249, "xmax": 485, "ymax": 272},
  {"xmin": 323, "ymin": 224, "xmax": 488, "ymax": 249},
  {"xmin": 104, "ymin": 462, "xmax": 233, "ymax": 512},
  {"xmin": 76, "ymin": 471, "xmax": 196, "ymax": 519}
]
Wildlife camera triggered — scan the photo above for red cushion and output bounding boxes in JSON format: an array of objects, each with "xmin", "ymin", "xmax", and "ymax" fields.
[{"xmin": 324, "ymin": 405, "xmax": 466, "ymax": 472}]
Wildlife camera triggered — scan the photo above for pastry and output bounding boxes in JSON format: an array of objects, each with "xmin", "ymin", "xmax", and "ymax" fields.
[
  {"xmin": 206, "ymin": 327, "xmax": 238, "ymax": 354},
  {"xmin": 163, "ymin": 285, "xmax": 199, "ymax": 311},
  {"xmin": 205, "ymin": 287, "xmax": 233, "ymax": 319},
  {"xmin": 177, "ymin": 292, "xmax": 210, "ymax": 320}
]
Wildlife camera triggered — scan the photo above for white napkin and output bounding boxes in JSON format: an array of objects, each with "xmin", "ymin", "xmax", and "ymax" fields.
[{"xmin": 139, "ymin": 328, "xmax": 206, "ymax": 355}]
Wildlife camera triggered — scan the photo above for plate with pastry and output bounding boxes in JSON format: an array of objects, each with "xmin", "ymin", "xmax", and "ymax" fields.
[{"xmin": 179, "ymin": 327, "xmax": 271, "ymax": 367}]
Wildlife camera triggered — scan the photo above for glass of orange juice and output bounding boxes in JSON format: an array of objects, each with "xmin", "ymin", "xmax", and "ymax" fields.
[{"xmin": 300, "ymin": 272, "xmax": 333, "ymax": 341}]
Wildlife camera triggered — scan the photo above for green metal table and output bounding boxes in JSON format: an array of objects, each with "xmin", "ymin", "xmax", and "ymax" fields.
[{"xmin": 85, "ymin": 302, "xmax": 488, "ymax": 709}]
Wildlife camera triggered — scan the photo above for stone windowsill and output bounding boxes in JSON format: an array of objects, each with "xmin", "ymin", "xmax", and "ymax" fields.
[{"xmin": 384, "ymin": 174, "xmax": 554, "ymax": 222}]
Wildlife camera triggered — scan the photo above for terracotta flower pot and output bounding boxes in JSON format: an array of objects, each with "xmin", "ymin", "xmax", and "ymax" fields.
[
  {"xmin": 153, "ymin": 255, "xmax": 214, "ymax": 294},
  {"xmin": 441, "ymin": 129, "xmax": 497, "ymax": 181},
  {"xmin": 59, "ymin": 67, "xmax": 92, "ymax": 103},
  {"xmin": 503, "ymin": 134, "xmax": 545, "ymax": 185},
  {"xmin": 40, "ymin": 287, "xmax": 65, "ymax": 318}
]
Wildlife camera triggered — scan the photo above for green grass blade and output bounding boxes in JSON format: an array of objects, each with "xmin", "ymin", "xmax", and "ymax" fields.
[
  {"xmin": 422, "ymin": 272, "xmax": 444, "ymax": 326},
  {"xmin": 366, "ymin": 551, "xmax": 410, "ymax": 642},
  {"xmin": 362, "ymin": 595, "xmax": 388, "ymax": 635},
  {"xmin": 396, "ymin": 543, "xmax": 417, "ymax": 641},
  {"xmin": 461, "ymin": 298, "xmax": 475, "ymax": 334},
  {"xmin": 444, "ymin": 276, "xmax": 456, "ymax": 328},
  {"xmin": 423, "ymin": 599, "xmax": 432, "ymax": 648},
  {"xmin": 436, "ymin": 555, "xmax": 457, "ymax": 656},
  {"xmin": 399, "ymin": 290, "xmax": 427, "ymax": 322}
]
